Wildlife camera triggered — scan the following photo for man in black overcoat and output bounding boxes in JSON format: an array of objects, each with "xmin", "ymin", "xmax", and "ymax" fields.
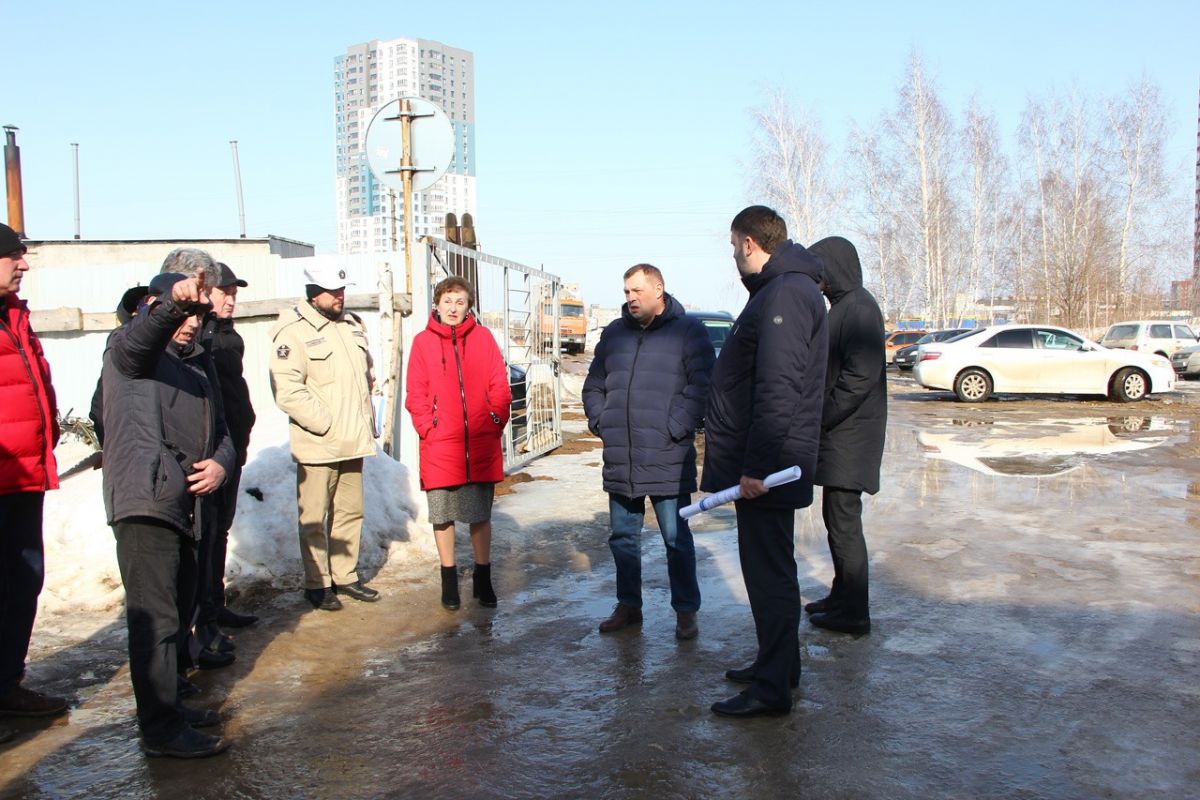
[{"xmin": 703, "ymin": 206, "xmax": 827, "ymax": 718}]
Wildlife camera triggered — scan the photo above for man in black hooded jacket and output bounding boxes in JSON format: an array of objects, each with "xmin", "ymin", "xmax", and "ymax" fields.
[
  {"xmin": 704, "ymin": 206, "xmax": 827, "ymax": 718},
  {"xmin": 806, "ymin": 236, "xmax": 886, "ymax": 635}
]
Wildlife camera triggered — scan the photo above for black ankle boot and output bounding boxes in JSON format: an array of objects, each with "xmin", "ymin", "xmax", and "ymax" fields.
[
  {"xmin": 472, "ymin": 563, "xmax": 497, "ymax": 608},
  {"xmin": 441, "ymin": 566, "xmax": 460, "ymax": 610}
]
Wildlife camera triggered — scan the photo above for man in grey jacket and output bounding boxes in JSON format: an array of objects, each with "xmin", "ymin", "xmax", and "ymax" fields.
[{"xmin": 102, "ymin": 263, "xmax": 234, "ymax": 758}]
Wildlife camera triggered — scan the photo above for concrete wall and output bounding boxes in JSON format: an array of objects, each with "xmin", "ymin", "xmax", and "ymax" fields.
[{"xmin": 23, "ymin": 240, "xmax": 421, "ymax": 462}]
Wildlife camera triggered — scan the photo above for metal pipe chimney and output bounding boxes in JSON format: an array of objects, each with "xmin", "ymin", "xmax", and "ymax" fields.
[
  {"xmin": 72, "ymin": 142, "xmax": 81, "ymax": 239},
  {"xmin": 4, "ymin": 125, "xmax": 25, "ymax": 237}
]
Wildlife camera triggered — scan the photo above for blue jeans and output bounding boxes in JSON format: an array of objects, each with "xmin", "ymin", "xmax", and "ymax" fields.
[{"xmin": 608, "ymin": 493, "xmax": 700, "ymax": 613}]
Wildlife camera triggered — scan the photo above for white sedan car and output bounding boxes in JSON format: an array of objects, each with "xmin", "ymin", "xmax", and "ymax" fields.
[{"xmin": 913, "ymin": 324, "xmax": 1175, "ymax": 403}]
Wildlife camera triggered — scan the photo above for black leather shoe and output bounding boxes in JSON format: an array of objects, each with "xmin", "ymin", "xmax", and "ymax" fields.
[
  {"xmin": 304, "ymin": 588, "xmax": 342, "ymax": 611},
  {"xmin": 181, "ymin": 706, "xmax": 221, "ymax": 728},
  {"xmin": 711, "ymin": 691, "xmax": 790, "ymax": 718},
  {"xmin": 336, "ymin": 581, "xmax": 380, "ymax": 602},
  {"xmin": 143, "ymin": 725, "xmax": 230, "ymax": 759},
  {"xmin": 199, "ymin": 623, "xmax": 235, "ymax": 653},
  {"xmin": 197, "ymin": 648, "xmax": 235, "ymax": 670},
  {"xmin": 809, "ymin": 611, "xmax": 871, "ymax": 635},
  {"xmin": 804, "ymin": 594, "xmax": 838, "ymax": 615},
  {"xmin": 724, "ymin": 666, "xmax": 799, "ymax": 688},
  {"xmin": 176, "ymin": 675, "xmax": 200, "ymax": 699},
  {"xmin": 217, "ymin": 608, "xmax": 258, "ymax": 628}
]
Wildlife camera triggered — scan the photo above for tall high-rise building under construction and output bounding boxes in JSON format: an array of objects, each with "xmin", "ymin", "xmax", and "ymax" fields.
[{"xmin": 334, "ymin": 37, "xmax": 475, "ymax": 254}]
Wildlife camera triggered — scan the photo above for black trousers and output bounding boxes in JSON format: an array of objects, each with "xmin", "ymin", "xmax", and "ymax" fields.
[
  {"xmin": 113, "ymin": 518, "xmax": 197, "ymax": 745},
  {"xmin": 0, "ymin": 492, "xmax": 45, "ymax": 694},
  {"xmin": 822, "ymin": 486, "xmax": 870, "ymax": 618},
  {"xmin": 197, "ymin": 465, "xmax": 242, "ymax": 628},
  {"xmin": 734, "ymin": 500, "xmax": 800, "ymax": 708}
]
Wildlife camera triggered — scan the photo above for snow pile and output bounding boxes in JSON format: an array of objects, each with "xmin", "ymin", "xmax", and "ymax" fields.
[
  {"xmin": 229, "ymin": 441, "xmax": 432, "ymax": 588},
  {"xmin": 40, "ymin": 412, "xmax": 433, "ymax": 616}
]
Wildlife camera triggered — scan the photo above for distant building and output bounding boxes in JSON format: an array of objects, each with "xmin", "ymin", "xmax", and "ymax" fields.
[{"xmin": 334, "ymin": 37, "xmax": 475, "ymax": 255}]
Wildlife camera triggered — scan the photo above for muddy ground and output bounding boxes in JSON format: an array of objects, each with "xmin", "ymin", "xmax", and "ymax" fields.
[{"xmin": 2, "ymin": 371, "xmax": 1198, "ymax": 799}]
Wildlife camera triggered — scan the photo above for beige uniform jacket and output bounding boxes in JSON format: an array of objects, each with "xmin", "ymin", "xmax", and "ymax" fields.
[{"xmin": 269, "ymin": 301, "xmax": 376, "ymax": 465}]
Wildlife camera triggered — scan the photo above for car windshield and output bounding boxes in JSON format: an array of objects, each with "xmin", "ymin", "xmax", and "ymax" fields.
[
  {"xmin": 915, "ymin": 333, "xmax": 936, "ymax": 344},
  {"xmin": 702, "ymin": 320, "xmax": 733, "ymax": 349}
]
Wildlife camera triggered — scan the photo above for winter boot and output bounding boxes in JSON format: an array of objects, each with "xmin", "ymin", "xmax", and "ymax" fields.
[
  {"xmin": 441, "ymin": 566, "xmax": 461, "ymax": 610},
  {"xmin": 472, "ymin": 563, "xmax": 497, "ymax": 608}
]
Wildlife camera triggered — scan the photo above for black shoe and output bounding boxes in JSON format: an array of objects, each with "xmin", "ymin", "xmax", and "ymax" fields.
[
  {"xmin": 441, "ymin": 566, "xmax": 461, "ymax": 610},
  {"xmin": 217, "ymin": 608, "xmax": 258, "ymax": 628},
  {"xmin": 180, "ymin": 705, "xmax": 221, "ymax": 729},
  {"xmin": 804, "ymin": 594, "xmax": 838, "ymax": 615},
  {"xmin": 143, "ymin": 725, "xmax": 229, "ymax": 759},
  {"xmin": 724, "ymin": 666, "xmax": 799, "ymax": 689},
  {"xmin": 336, "ymin": 581, "xmax": 380, "ymax": 602},
  {"xmin": 199, "ymin": 623, "xmax": 235, "ymax": 653},
  {"xmin": 0, "ymin": 685, "xmax": 69, "ymax": 717},
  {"xmin": 809, "ymin": 610, "xmax": 871, "ymax": 635},
  {"xmin": 711, "ymin": 690, "xmax": 791, "ymax": 718},
  {"xmin": 472, "ymin": 563, "xmax": 497, "ymax": 608},
  {"xmin": 304, "ymin": 588, "xmax": 342, "ymax": 611},
  {"xmin": 176, "ymin": 675, "xmax": 200, "ymax": 700},
  {"xmin": 197, "ymin": 648, "xmax": 235, "ymax": 670},
  {"xmin": 724, "ymin": 666, "xmax": 756, "ymax": 685}
]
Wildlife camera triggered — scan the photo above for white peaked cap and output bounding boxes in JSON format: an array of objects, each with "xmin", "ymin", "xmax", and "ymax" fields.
[{"xmin": 304, "ymin": 264, "xmax": 355, "ymax": 291}]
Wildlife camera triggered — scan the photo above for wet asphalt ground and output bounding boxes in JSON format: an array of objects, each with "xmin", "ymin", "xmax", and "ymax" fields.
[{"xmin": 2, "ymin": 370, "xmax": 1198, "ymax": 799}]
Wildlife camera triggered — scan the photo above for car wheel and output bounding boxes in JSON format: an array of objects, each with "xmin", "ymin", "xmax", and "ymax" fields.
[
  {"xmin": 1110, "ymin": 367, "xmax": 1149, "ymax": 402},
  {"xmin": 953, "ymin": 368, "xmax": 992, "ymax": 403}
]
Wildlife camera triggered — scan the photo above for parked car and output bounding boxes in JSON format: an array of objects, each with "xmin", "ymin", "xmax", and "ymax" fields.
[
  {"xmin": 687, "ymin": 310, "xmax": 735, "ymax": 357},
  {"xmin": 884, "ymin": 330, "xmax": 927, "ymax": 364},
  {"xmin": 1100, "ymin": 320, "xmax": 1198, "ymax": 359},
  {"xmin": 1171, "ymin": 344, "xmax": 1200, "ymax": 379},
  {"xmin": 912, "ymin": 324, "xmax": 1175, "ymax": 403},
  {"xmin": 893, "ymin": 328, "xmax": 973, "ymax": 371}
]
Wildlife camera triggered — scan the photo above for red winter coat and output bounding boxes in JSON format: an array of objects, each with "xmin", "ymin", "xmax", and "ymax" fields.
[
  {"xmin": 0, "ymin": 294, "xmax": 60, "ymax": 494},
  {"xmin": 405, "ymin": 312, "xmax": 511, "ymax": 490}
]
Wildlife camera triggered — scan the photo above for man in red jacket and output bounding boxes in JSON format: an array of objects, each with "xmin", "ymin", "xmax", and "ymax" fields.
[{"xmin": 0, "ymin": 224, "xmax": 69, "ymax": 740}]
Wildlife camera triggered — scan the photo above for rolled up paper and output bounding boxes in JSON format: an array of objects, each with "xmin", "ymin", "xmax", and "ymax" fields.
[{"xmin": 679, "ymin": 466, "xmax": 802, "ymax": 518}]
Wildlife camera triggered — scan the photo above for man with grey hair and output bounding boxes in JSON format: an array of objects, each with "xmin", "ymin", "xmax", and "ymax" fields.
[{"xmin": 159, "ymin": 247, "xmax": 219, "ymax": 279}]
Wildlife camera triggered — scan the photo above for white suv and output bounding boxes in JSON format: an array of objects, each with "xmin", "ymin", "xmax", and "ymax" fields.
[{"xmin": 1100, "ymin": 320, "xmax": 1198, "ymax": 359}]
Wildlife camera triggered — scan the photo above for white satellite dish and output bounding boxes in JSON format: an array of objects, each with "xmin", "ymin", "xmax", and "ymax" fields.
[{"xmin": 365, "ymin": 97, "xmax": 455, "ymax": 193}]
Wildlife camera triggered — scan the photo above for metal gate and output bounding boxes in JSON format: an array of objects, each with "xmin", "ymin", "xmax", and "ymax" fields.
[{"xmin": 423, "ymin": 236, "xmax": 564, "ymax": 472}]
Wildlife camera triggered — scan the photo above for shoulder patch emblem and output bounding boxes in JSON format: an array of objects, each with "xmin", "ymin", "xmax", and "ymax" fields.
[
  {"xmin": 773, "ymin": 315, "xmax": 784, "ymax": 325},
  {"xmin": 276, "ymin": 344, "xmax": 291, "ymax": 360}
]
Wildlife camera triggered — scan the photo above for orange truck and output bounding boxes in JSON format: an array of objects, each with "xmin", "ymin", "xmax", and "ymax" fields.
[{"xmin": 540, "ymin": 289, "xmax": 587, "ymax": 354}]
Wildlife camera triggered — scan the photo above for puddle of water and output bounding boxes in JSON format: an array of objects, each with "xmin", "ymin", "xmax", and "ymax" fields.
[{"xmin": 916, "ymin": 417, "xmax": 1179, "ymax": 477}]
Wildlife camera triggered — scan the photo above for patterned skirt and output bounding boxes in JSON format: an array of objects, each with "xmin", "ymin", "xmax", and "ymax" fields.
[{"xmin": 426, "ymin": 482, "xmax": 496, "ymax": 525}]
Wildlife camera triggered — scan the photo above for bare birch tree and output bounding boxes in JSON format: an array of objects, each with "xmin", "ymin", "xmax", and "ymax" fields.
[
  {"xmin": 962, "ymin": 98, "xmax": 1009, "ymax": 321},
  {"xmin": 883, "ymin": 51, "xmax": 959, "ymax": 327},
  {"xmin": 1104, "ymin": 77, "xmax": 1172, "ymax": 316},
  {"xmin": 750, "ymin": 89, "xmax": 839, "ymax": 244}
]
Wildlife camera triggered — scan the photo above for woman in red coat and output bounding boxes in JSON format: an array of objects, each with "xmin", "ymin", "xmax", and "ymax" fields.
[{"xmin": 406, "ymin": 276, "xmax": 511, "ymax": 610}]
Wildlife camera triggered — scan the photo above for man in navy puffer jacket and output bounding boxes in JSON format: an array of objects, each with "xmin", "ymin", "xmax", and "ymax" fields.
[
  {"xmin": 583, "ymin": 264, "xmax": 714, "ymax": 641},
  {"xmin": 704, "ymin": 206, "xmax": 828, "ymax": 718}
]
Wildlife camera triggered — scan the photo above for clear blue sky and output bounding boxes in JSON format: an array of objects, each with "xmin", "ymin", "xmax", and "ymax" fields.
[{"xmin": 10, "ymin": 0, "xmax": 1200, "ymax": 312}]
